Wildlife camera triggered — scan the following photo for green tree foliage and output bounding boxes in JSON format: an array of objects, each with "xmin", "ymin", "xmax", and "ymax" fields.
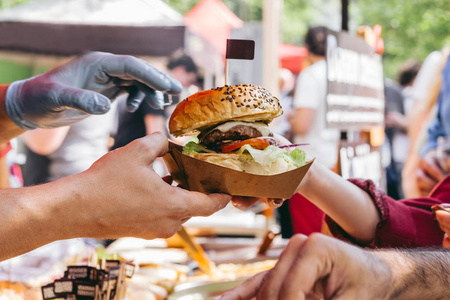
[
  {"xmin": 353, "ymin": 0, "xmax": 450, "ymax": 79},
  {"xmin": 0, "ymin": 0, "xmax": 29, "ymax": 9}
]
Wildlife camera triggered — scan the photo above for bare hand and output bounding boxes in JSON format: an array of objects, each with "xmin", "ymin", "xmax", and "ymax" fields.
[
  {"xmin": 220, "ymin": 233, "xmax": 391, "ymax": 300},
  {"xmin": 385, "ymin": 111, "xmax": 407, "ymax": 129},
  {"xmin": 231, "ymin": 196, "xmax": 286, "ymax": 210},
  {"xmin": 417, "ymin": 149, "xmax": 446, "ymax": 195},
  {"xmin": 75, "ymin": 133, "xmax": 231, "ymax": 239},
  {"xmin": 434, "ymin": 205, "xmax": 450, "ymax": 248}
]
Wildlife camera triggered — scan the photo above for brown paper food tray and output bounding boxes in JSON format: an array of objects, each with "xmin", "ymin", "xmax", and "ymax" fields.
[{"xmin": 163, "ymin": 141, "xmax": 314, "ymax": 199}]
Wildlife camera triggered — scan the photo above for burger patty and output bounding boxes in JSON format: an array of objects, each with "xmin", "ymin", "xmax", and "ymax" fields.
[{"xmin": 199, "ymin": 125, "xmax": 274, "ymax": 149}]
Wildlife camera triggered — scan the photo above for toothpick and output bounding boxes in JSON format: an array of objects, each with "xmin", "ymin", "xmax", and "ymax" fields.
[{"xmin": 225, "ymin": 59, "xmax": 229, "ymax": 86}]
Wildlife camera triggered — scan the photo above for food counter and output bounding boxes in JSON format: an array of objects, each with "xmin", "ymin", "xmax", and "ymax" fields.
[{"xmin": 0, "ymin": 207, "xmax": 285, "ymax": 300}]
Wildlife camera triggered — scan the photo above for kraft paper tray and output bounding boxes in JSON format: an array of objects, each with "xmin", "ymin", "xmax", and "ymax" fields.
[{"xmin": 163, "ymin": 141, "xmax": 314, "ymax": 199}]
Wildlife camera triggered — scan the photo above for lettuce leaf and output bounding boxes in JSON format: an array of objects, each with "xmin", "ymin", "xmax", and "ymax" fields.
[
  {"xmin": 182, "ymin": 141, "xmax": 216, "ymax": 154},
  {"xmin": 237, "ymin": 145, "xmax": 306, "ymax": 168},
  {"xmin": 183, "ymin": 141, "xmax": 307, "ymax": 169}
]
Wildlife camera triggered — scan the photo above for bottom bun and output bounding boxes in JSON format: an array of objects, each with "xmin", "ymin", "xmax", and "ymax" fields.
[{"xmin": 189, "ymin": 153, "xmax": 297, "ymax": 175}]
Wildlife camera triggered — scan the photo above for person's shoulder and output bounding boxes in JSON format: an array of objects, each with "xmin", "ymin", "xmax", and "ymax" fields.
[{"xmin": 308, "ymin": 60, "xmax": 327, "ymax": 76}]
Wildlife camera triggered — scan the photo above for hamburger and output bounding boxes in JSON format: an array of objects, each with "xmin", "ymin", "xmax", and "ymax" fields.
[{"xmin": 168, "ymin": 84, "xmax": 306, "ymax": 175}]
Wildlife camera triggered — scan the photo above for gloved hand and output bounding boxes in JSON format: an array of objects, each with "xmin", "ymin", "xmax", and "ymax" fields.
[{"xmin": 5, "ymin": 51, "xmax": 182, "ymax": 129}]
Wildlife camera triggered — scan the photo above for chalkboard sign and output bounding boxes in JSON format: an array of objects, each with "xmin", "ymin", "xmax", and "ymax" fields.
[{"xmin": 326, "ymin": 30, "xmax": 384, "ymax": 130}]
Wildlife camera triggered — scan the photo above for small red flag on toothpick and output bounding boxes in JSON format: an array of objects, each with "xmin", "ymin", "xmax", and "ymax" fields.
[{"xmin": 225, "ymin": 39, "xmax": 255, "ymax": 85}]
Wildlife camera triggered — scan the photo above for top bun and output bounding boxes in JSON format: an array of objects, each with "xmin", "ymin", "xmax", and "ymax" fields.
[{"xmin": 169, "ymin": 84, "xmax": 282, "ymax": 137}]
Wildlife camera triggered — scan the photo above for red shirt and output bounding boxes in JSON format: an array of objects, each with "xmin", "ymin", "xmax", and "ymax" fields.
[{"xmin": 325, "ymin": 177, "xmax": 449, "ymax": 248}]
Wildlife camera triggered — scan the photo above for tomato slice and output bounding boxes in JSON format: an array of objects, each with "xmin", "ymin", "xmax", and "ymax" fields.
[{"xmin": 221, "ymin": 138, "xmax": 271, "ymax": 153}]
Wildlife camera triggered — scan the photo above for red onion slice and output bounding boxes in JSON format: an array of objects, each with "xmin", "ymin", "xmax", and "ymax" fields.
[{"xmin": 278, "ymin": 143, "xmax": 309, "ymax": 148}]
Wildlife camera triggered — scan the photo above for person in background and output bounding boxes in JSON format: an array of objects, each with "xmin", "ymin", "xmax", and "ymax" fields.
[
  {"xmin": 288, "ymin": 26, "xmax": 340, "ymax": 235},
  {"xmin": 220, "ymin": 232, "xmax": 450, "ymax": 300},
  {"xmin": 384, "ymin": 80, "xmax": 405, "ymax": 199},
  {"xmin": 384, "ymin": 59, "xmax": 421, "ymax": 199},
  {"xmin": 271, "ymin": 68, "xmax": 296, "ymax": 238},
  {"xmin": 111, "ymin": 50, "xmax": 199, "ymax": 175},
  {"xmin": 272, "ymin": 68, "xmax": 295, "ymax": 141},
  {"xmin": 415, "ymin": 53, "xmax": 450, "ymax": 196},
  {"xmin": 21, "ymin": 105, "xmax": 116, "ymax": 186},
  {"xmin": 0, "ymin": 51, "xmax": 231, "ymax": 262},
  {"xmin": 402, "ymin": 50, "xmax": 448, "ymax": 197}
]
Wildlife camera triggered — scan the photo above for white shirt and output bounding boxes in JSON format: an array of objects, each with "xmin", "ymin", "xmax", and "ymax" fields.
[{"xmin": 292, "ymin": 60, "xmax": 340, "ymax": 168}]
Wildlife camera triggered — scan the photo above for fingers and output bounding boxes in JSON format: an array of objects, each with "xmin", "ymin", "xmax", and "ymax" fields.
[
  {"xmin": 420, "ymin": 153, "xmax": 446, "ymax": 182},
  {"xmin": 103, "ymin": 55, "xmax": 183, "ymax": 94},
  {"xmin": 257, "ymin": 234, "xmax": 308, "ymax": 299},
  {"xmin": 231, "ymin": 196, "xmax": 261, "ymax": 210},
  {"xmin": 219, "ymin": 271, "xmax": 268, "ymax": 300},
  {"xmin": 266, "ymin": 198, "xmax": 285, "ymax": 209},
  {"xmin": 128, "ymin": 132, "xmax": 169, "ymax": 165},
  {"xmin": 230, "ymin": 197, "xmax": 285, "ymax": 210},
  {"xmin": 57, "ymin": 87, "xmax": 111, "ymax": 115},
  {"xmin": 125, "ymin": 86, "xmax": 146, "ymax": 113},
  {"xmin": 278, "ymin": 234, "xmax": 333, "ymax": 299},
  {"xmin": 443, "ymin": 233, "xmax": 450, "ymax": 248},
  {"xmin": 176, "ymin": 189, "xmax": 231, "ymax": 217},
  {"xmin": 416, "ymin": 168, "xmax": 439, "ymax": 194},
  {"xmin": 435, "ymin": 210, "xmax": 450, "ymax": 234}
]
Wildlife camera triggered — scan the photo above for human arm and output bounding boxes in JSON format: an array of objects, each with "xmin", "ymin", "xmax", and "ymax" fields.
[
  {"xmin": 220, "ymin": 233, "xmax": 450, "ymax": 300},
  {"xmin": 385, "ymin": 111, "xmax": 408, "ymax": 131},
  {"xmin": 289, "ymin": 63, "xmax": 323, "ymax": 136},
  {"xmin": 22, "ymin": 127, "xmax": 71, "ymax": 155},
  {"xmin": 0, "ymin": 133, "xmax": 231, "ymax": 261},
  {"xmin": 297, "ymin": 162, "xmax": 380, "ymax": 244},
  {"xmin": 415, "ymin": 68, "xmax": 448, "ymax": 195},
  {"xmin": 417, "ymin": 100, "xmax": 447, "ymax": 191},
  {"xmin": 0, "ymin": 144, "xmax": 10, "ymax": 189},
  {"xmin": 232, "ymin": 153, "xmax": 446, "ymax": 247},
  {"xmin": 289, "ymin": 108, "xmax": 315, "ymax": 135}
]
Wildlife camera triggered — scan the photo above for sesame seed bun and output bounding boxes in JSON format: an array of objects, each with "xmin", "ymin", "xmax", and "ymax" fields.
[{"xmin": 169, "ymin": 84, "xmax": 283, "ymax": 137}]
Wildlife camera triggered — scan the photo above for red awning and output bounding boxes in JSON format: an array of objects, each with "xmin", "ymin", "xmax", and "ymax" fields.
[
  {"xmin": 184, "ymin": 0, "xmax": 243, "ymax": 57},
  {"xmin": 279, "ymin": 43, "xmax": 307, "ymax": 74},
  {"xmin": 185, "ymin": 0, "xmax": 307, "ymax": 74}
]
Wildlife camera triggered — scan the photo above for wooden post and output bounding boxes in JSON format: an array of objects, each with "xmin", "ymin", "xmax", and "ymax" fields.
[
  {"xmin": 263, "ymin": 0, "xmax": 282, "ymax": 97},
  {"xmin": 341, "ymin": 0, "xmax": 349, "ymax": 31}
]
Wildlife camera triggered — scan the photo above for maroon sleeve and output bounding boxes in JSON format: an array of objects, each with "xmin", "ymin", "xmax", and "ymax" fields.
[{"xmin": 325, "ymin": 176, "xmax": 450, "ymax": 248}]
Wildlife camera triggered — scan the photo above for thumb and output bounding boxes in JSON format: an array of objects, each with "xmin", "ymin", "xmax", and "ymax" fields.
[
  {"xmin": 130, "ymin": 132, "xmax": 169, "ymax": 165},
  {"xmin": 176, "ymin": 190, "xmax": 231, "ymax": 218},
  {"xmin": 57, "ymin": 86, "xmax": 111, "ymax": 115},
  {"xmin": 220, "ymin": 271, "xmax": 268, "ymax": 300}
]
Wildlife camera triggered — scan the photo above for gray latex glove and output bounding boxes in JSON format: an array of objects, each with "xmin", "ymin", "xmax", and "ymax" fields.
[{"xmin": 5, "ymin": 51, "xmax": 182, "ymax": 129}]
